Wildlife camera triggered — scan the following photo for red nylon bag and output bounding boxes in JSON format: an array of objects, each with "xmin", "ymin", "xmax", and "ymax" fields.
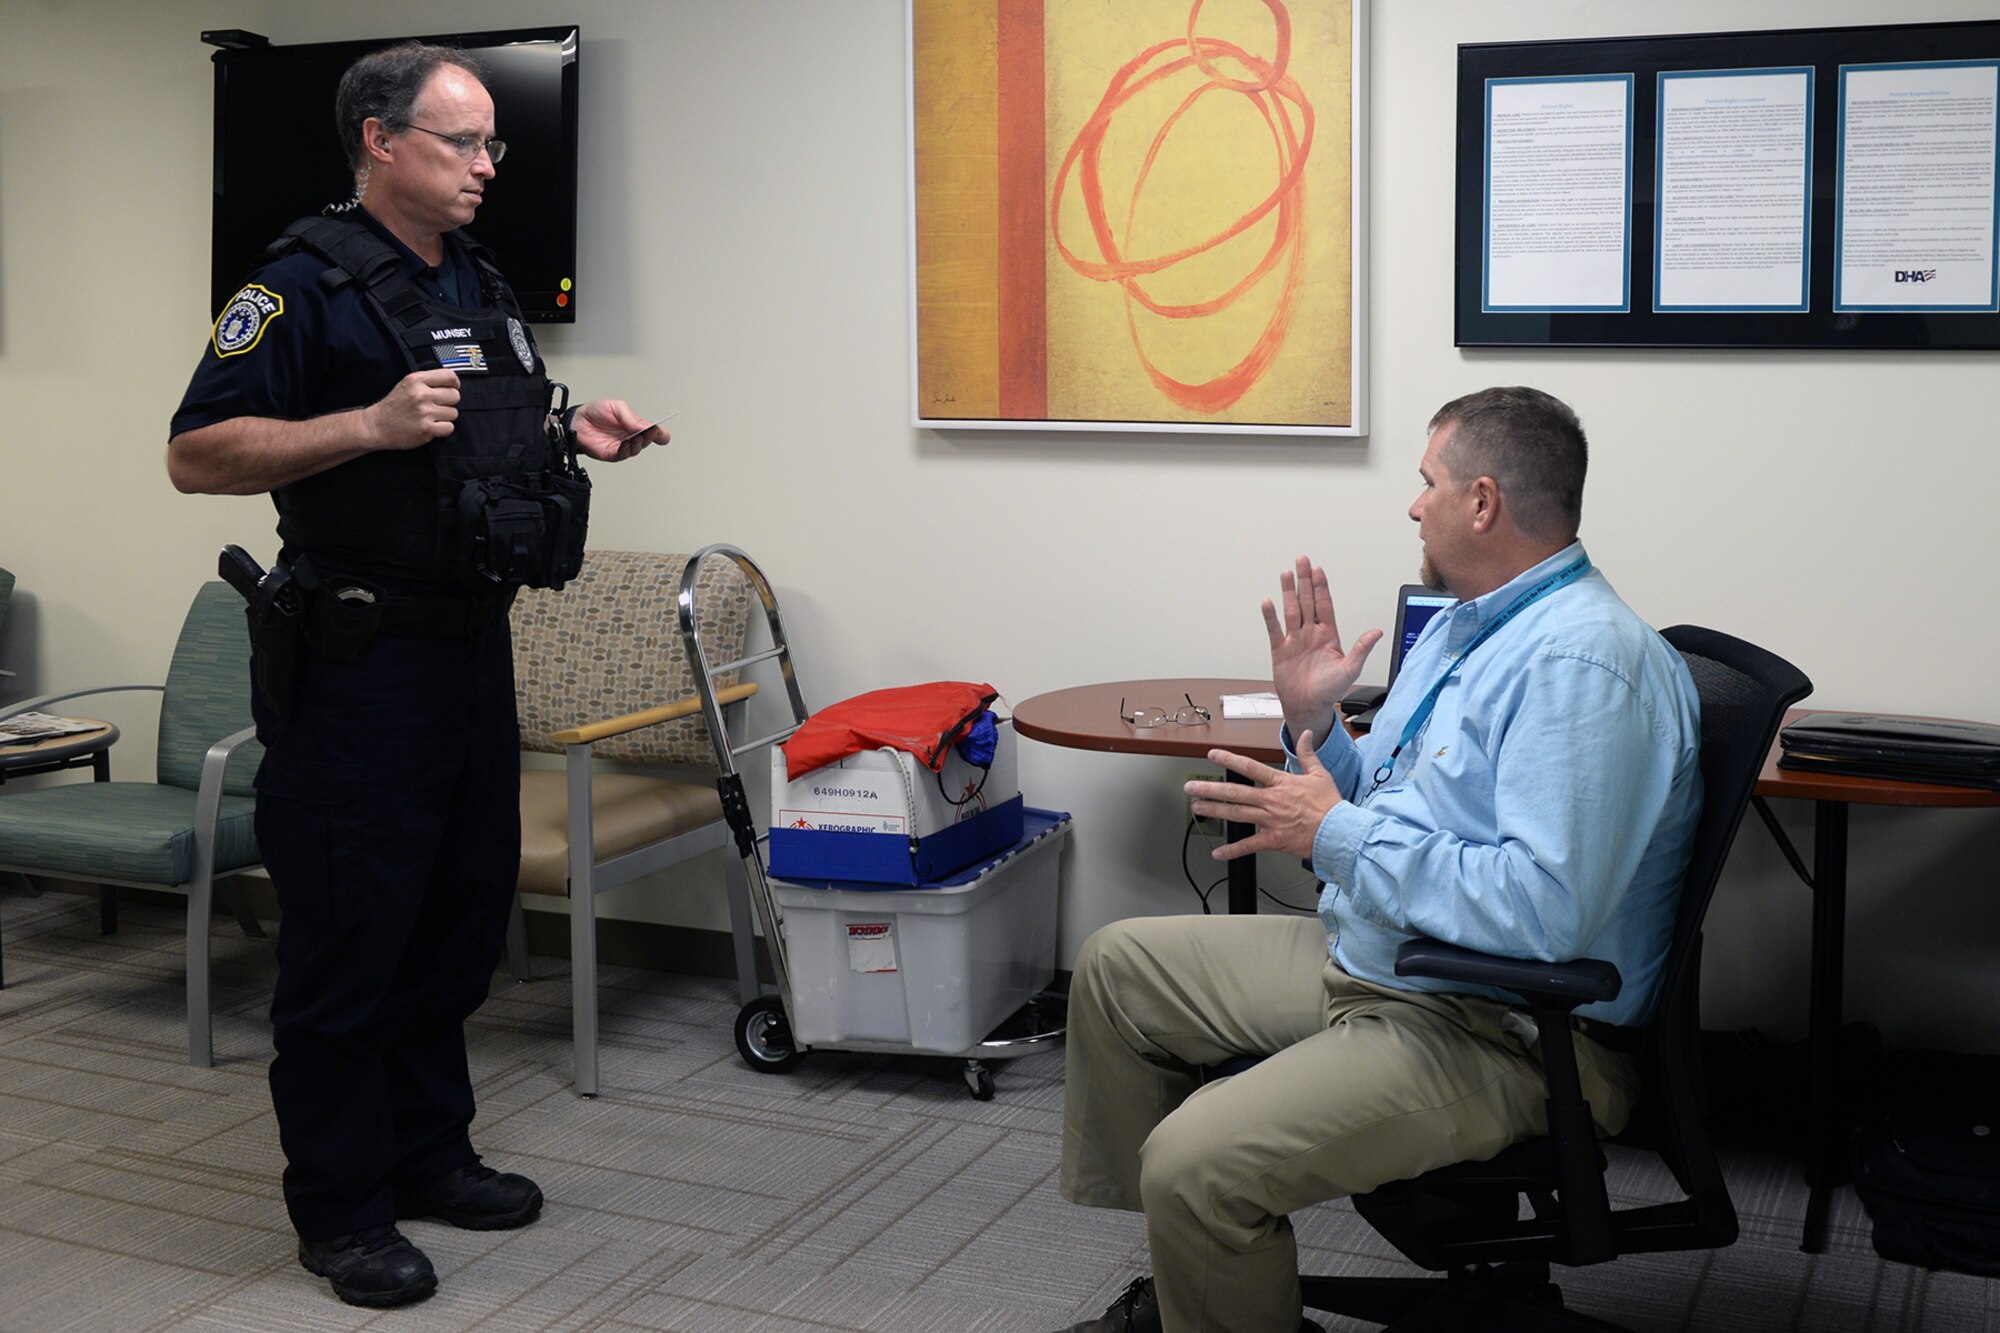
[{"xmin": 780, "ymin": 681, "xmax": 999, "ymax": 780}]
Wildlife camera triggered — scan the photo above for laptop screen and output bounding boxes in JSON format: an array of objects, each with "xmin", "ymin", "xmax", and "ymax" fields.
[{"xmin": 1388, "ymin": 585, "xmax": 1455, "ymax": 687}]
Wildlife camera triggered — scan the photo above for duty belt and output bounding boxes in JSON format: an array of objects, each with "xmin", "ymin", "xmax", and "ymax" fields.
[
  {"xmin": 372, "ymin": 590, "xmax": 516, "ymax": 636},
  {"xmin": 306, "ymin": 587, "xmax": 515, "ymax": 655}
]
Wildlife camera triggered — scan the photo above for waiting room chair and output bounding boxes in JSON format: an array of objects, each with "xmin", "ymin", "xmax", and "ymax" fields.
[
  {"xmin": 509, "ymin": 549, "xmax": 758, "ymax": 1097},
  {"xmin": 0, "ymin": 581, "xmax": 263, "ymax": 1067},
  {"xmin": 0, "ymin": 565, "xmax": 13, "ymax": 978},
  {"xmin": 0, "ymin": 564, "xmax": 16, "ymax": 680},
  {"xmin": 1289, "ymin": 625, "xmax": 1812, "ymax": 1332}
]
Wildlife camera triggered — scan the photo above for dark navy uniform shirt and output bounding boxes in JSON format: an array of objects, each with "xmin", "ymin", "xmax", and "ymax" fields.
[
  {"xmin": 173, "ymin": 208, "xmax": 483, "ymax": 437},
  {"xmin": 173, "ymin": 209, "xmax": 492, "ymax": 587}
]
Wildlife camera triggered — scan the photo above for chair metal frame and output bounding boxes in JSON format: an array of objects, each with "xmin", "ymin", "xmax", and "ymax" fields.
[
  {"xmin": 508, "ymin": 549, "xmax": 766, "ymax": 1097},
  {"xmin": 521, "ymin": 687, "xmax": 759, "ymax": 1097}
]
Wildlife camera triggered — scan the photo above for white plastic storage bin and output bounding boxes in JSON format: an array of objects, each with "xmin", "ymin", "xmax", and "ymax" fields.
[{"xmin": 768, "ymin": 810, "xmax": 1069, "ymax": 1055}]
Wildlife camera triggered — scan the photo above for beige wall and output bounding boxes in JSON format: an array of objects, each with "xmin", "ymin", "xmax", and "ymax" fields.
[{"xmin": 4, "ymin": 0, "xmax": 1998, "ymax": 1049}]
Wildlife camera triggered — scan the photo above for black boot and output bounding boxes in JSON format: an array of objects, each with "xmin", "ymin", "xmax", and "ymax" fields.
[
  {"xmin": 1058, "ymin": 1276, "xmax": 1161, "ymax": 1332},
  {"xmin": 297, "ymin": 1225, "xmax": 437, "ymax": 1307},
  {"xmin": 1056, "ymin": 1275, "xmax": 1326, "ymax": 1332},
  {"xmin": 397, "ymin": 1161, "xmax": 544, "ymax": 1230}
]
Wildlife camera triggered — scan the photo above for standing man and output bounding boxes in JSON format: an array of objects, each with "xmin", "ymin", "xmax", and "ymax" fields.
[
  {"xmin": 1055, "ymin": 387, "xmax": 1703, "ymax": 1333},
  {"xmin": 168, "ymin": 43, "xmax": 664, "ymax": 1309}
]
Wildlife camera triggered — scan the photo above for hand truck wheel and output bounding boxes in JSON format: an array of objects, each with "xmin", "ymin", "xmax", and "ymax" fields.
[{"xmin": 735, "ymin": 995, "xmax": 807, "ymax": 1074}]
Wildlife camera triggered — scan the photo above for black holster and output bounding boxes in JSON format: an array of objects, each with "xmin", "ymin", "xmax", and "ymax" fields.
[
  {"xmin": 250, "ymin": 618, "xmax": 300, "ymax": 718},
  {"xmin": 243, "ymin": 570, "xmax": 307, "ymax": 719}
]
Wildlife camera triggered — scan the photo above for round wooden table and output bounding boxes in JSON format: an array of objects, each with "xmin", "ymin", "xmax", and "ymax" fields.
[
  {"xmin": 1013, "ymin": 678, "xmax": 1285, "ymax": 765},
  {"xmin": 1014, "ymin": 678, "xmax": 1291, "ymax": 913}
]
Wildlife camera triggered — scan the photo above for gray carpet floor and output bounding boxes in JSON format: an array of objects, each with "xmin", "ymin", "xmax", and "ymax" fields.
[{"xmin": 2, "ymin": 885, "xmax": 1996, "ymax": 1332}]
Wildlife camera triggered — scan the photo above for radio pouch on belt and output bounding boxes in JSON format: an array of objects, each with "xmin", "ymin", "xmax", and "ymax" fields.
[{"xmin": 307, "ymin": 583, "xmax": 386, "ymax": 663}]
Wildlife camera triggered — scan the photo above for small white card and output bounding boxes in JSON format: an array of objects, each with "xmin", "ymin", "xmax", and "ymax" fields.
[
  {"xmin": 846, "ymin": 922, "xmax": 898, "ymax": 974},
  {"xmin": 1221, "ymin": 693, "xmax": 1284, "ymax": 719}
]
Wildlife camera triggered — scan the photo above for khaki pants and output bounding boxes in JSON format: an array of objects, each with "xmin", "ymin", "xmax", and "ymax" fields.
[{"xmin": 1059, "ymin": 914, "xmax": 1641, "ymax": 1333}]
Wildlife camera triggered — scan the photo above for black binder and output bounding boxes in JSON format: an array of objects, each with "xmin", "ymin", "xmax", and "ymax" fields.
[{"xmin": 1777, "ymin": 714, "xmax": 2000, "ymax": 791}]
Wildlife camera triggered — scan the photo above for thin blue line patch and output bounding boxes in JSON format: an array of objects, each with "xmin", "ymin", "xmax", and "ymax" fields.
[{"xmin": 434, "ymin": 343, "xmax": 489, "ymax": 372}]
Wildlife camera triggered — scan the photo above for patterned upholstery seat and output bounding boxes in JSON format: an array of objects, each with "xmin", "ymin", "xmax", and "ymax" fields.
[
  {"xmin": 510, "ymin": 550, "xmax": 755, "ymax": 1096},
  {"xmin": 0, "ymin": 581, "xmax": 263, "ymax": 1067}
]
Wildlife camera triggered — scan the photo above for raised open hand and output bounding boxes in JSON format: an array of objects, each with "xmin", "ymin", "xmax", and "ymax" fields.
[{"xmin": 1262, "ymin": 556, "xmax": 1381, "ymax": 746}]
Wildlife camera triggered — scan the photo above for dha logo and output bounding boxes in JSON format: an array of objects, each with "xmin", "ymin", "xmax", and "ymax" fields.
[{"xmin": 1894, "ymin": 269, "xmax": 1938, "ymax": 283}]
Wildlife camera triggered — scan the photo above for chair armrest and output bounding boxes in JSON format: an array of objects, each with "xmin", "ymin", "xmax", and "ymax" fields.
[
  {"xmin": 1394, "ymin": 936, "xmax": 1622, "ymax": 1011},
  {"xmin": 1398, "ymin": 934, "xmax": 1622, "ymax": 1264},
  {"xmin": 193, "ymin": 724, "xmax": 261, "ymax": 877},
  {"xmin": 198, "ymin": 724, "xmax": 261, "ymax": 789},
  {"xmin": 548, "ymin": 681, "xmax": 757, "ymax": 747},
  {"xmin": 0, "ymin": 683, "xmax": 164, "ymax": 722}
]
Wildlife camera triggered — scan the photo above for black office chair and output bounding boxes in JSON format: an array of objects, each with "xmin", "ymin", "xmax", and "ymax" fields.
[{"xmin": 1296, "ymin": 625, "xmax": 1812, "ymax": 1332}]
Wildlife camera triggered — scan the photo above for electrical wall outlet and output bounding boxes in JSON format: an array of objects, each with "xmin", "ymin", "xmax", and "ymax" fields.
[{"xmin": 1185, "ymin": 771, "xmax": 1225, "ymax": 838}]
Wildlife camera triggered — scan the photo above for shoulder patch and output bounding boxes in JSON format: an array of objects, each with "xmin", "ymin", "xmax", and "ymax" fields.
[{"xmin": 212, "ymin": 284, "xmax": 286, "ymax": 358}]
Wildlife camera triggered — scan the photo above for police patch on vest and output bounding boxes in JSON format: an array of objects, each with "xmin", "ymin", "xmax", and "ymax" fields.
[
  {"xmin": 213, "ymin": 284, "xmax": 285, "ymax": 358},
  {"xmin": 435, "ymin": 343, "xmax": 489, "ymax": 372},
  {"xmin": 507, "ymin": 317, "xmax": 535, "ymax": 372}
]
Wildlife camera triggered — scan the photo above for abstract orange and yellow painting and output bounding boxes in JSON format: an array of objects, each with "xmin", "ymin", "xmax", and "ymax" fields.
[{"xmin": 912, "ymin": 0, "xmax": 1360, "ymax": 433}]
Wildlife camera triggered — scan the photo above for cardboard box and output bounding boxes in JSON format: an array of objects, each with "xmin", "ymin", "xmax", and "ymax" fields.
[
  {"xmin": 768, "ymin": 723, "xmax": 1022, "ymax": 885},
  {"xmin": 770, "ymin": 809, "xmax": 1068, "ymax": 1054}
]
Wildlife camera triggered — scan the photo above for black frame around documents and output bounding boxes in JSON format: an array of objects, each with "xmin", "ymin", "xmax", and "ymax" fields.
[{"xmin": 1456, "ymin": 19, "xmax": 2000, "ymax": 350}]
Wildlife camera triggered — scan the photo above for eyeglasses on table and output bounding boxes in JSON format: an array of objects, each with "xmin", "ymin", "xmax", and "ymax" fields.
[{"xmin": 1120, "ymin": 693, "xmax": 1212, "ymax": 728}]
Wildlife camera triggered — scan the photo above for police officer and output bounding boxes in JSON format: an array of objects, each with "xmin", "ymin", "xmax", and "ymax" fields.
[{"xmin": 168, "ymin": 43, "xmax": 664, "ymax": 1308}]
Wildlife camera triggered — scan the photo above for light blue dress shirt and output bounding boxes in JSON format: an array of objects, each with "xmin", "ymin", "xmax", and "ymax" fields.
[{"xmin": 1290, "ymin": 543, "xmax": 1702, "ymax": 1027}]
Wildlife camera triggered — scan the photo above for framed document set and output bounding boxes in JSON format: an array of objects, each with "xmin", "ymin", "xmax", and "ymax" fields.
[{"xmin": 1456, "ymin": 19, "xmax": 2000, "ymax": 350}]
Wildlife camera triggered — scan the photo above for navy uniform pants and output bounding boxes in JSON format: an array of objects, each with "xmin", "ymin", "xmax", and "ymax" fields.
[{"xmin": 251, "ymin": 620, "xmax": 520, "ymax": 1241}]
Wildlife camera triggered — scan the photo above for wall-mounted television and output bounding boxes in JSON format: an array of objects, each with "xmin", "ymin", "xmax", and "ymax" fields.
[{"xmin": 207, "ymin": 25, "xmax": 580, "ymax": 323}]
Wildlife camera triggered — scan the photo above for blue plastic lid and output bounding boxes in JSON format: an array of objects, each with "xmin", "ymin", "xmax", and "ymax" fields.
[{"xmin": 779, "ymin": 807, "xmax": 1071, "ymax": 892}]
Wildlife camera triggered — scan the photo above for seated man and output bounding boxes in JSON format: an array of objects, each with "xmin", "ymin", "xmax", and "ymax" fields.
[{"xmin": 1056, "ymin": 386, "xmax": 1703, "ymax": 1333}]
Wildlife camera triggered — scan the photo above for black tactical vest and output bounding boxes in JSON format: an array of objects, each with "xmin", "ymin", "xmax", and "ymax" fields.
[{"xmin": 268, "ymin": 216, "xmax": 589, "ymax": 592}]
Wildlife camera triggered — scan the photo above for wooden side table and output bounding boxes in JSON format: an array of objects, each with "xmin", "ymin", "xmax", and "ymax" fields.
[
  {"xmin": 1751, "ymin": 708, "xmax": 2000, "ymax": 1252},
  {"xmin": 0, "ymin": 718, "xmax": 119, "ymax": 784},
  {"xmin": 0, "ymin": 720, "xmax": 123, "ymax": 978}
]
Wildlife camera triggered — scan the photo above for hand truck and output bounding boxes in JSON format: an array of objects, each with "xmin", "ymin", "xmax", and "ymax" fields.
[{"xmin": 676, "ymin": 544, "xmax": 1064, "ymax": 1099}]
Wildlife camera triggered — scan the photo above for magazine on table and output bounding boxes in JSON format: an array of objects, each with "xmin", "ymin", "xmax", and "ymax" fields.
[{"xmin": 0, "ymin": 712, "xmax": 102, "ymax": 746}]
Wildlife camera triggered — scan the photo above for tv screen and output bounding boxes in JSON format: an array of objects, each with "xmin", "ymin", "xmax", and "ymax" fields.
[{"xmin": 208, "ymin": 25, "xmax": 579, "ymax": 323}]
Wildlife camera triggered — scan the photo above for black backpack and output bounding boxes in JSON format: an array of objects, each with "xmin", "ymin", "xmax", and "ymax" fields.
[{"xmin": 1852, "ymin": 1049, "xmax": 2000, "ymax": 1277}]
